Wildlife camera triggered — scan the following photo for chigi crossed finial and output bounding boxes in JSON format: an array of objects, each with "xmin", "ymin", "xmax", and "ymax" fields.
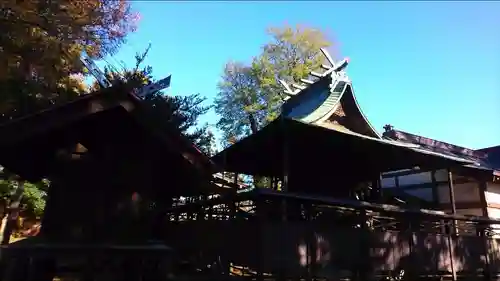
[
  {"xmin": 278, "ymin": 48, "xmax": 350, "ymax": 101},
  {"xmin": 383, "ymin": 124, "xmax": 395, "ymax": 132}
]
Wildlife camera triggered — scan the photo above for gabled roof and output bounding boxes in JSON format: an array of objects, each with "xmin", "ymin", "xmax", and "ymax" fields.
[
  {"xmin": 281, "ymin": 58, "xmax": 381, "ymax": 139},
  {"xmin": 0, "ymin": 82, "xmax": 216, "ymax": 196}
]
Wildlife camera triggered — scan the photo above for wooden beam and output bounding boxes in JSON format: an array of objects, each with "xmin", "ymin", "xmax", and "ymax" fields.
[
  {"xmin": 487, "ymin": 202, "xmax": 500, "ymax": 209},
  {"xmin": 385, "ymin": 177, "xmax": 472, "ymax": 191},
  {"xmin": 384, "ymin": 166, "xmax": 496, "ymax": 182},
  {"xmin": 382, "ymin": 168, "xmax": 431, "ymax": 178},
  {"xmin": 212, "ymin": 176, "xmax": 241, "ymax": 190},
  {"xmin": 439, "ymin": 201, "xmax": 483, "ymax": 210},
  {"xmin": 248, "ymin": 188, "xmax": 500, "ymax": 224}
]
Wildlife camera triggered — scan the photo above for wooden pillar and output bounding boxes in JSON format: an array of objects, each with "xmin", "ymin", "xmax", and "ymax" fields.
[
  {"xmin": 407, "ymin": 214, "xmax": 416, "ymax": 277},
  {"xmin": 479, "ymin": 181, "xmax": 492, "ymax": 281},
  {"xmin": 431, "ymin": 170, "xmax": 447, "ymax": 234},
  {"xmin": 305, "ymin": 203, "xmax": 313, "ymax": 281},
  {"xmin": 281, "ymin": 116, "xmax": 289, "ymax": 224},
  {"xmin": 256, "ymin": 198, "xmax": 264, "ymax": 281},
  {"xmin": 447, "ymin": 169, "xmax": 457, "ymax": 281},
  {"xmin": 280, "ymin": 118, "xmax": 289, "ymax": 278},
  {"xmin": 280, "ymin": 114, "xmax": 289, "ymax": 192},
  {"xmin": 370, "ymin": 173, "xmax": 382, "ymax": 201},
  {"xmin": 39, "ymin": 178, "xmax": 64, "ymax": 240},
  {"xmin": 233, "ymin": 173, "xmax": 239, "ymax": 189},
  {"xmin": 207, "ymin": 199, "xmax": 213, "ymax": 221},
  {"xmin": 199, "ymin": 195, "xmax": 206, "ymax": 221},
  {"xmin": 479, "ymin": 181, "xmax": 489, "ymax": 217},
  {"xmin": 359, "ymin": 210, "xmax": 373, "ymax": 281},
  {"xmin": 378, "ymin": 173, "xmax": 383, "ymax": 198},
  {"xmin": 447, "ymin": 169, "xmax": 458, "ymax": 232},
  {"xmin": 431, "ymin": 170, "xmax": 440, "ymax": 205}
]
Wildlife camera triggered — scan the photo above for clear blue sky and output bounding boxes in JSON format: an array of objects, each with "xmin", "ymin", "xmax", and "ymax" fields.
[{"xmin": 99, "ymin": 1, "xmax": 500, "ymax": 149}]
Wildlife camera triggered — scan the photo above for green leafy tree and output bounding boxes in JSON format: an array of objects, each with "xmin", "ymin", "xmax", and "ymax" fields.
[
  {"xmin": 0, "ymin": 0, "xmax": 139, "ymax": 121},
  {"xmin": 214, "ymin": 24, "xmax": 333, "ymax": 142},
  {"xmin": 95, "ymin": 46, "xmax": 215, "ymax": 155},
  {"xmin": 261, "ymin": 25, "xmax": 333, "ymax": 84},
  {"xmin": 214, "ymin": 24, "xmax": 333, "ymax": 187},
  {"xmin": 0, "ymin": 178, "xmax": 47, "ymax": 218},
  {"xmin": 0, "ymin": 172, "xmax": 49, "ymax": 244},
  {"xmin": 0, "ymin": 0, "xmax": 138, "ymax": 244},
  {"xmin": 214, "ymin": 61, "xmax": 264, "ymax": 142}
]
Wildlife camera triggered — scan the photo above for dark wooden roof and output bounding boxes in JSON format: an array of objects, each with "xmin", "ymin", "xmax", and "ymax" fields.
[
  {"xmin": 383, "ymin": 128, "xmax": 487, "ymax": 161},
  {"xmin": 0, "ymin": 83, "xmax": 216, "ymax": 197},
  {"xmin": 212, "ymin": 118, "xmax": 473, "ymax": 180},
  {"xmin": 383, "ymin": 127, "xmax": 499, "ymax": 179},
  {"xmin": 477, "ymin": 145, "xmax": 500, "ymax": 170}
]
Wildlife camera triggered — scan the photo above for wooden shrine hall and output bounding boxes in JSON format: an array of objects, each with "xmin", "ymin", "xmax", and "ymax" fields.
[
  {"xmin": 0, "ymin": 82, "xmax": 217, "ymax": 280},
  {"xmin": 206, "ymin": 49, "xmax": 500, "ymax": 280},
  {"xmin": 212, "ymin": 117, "xmax": 481, "ymax": 198},
  {"xmin": 207, "ymin": 118, "xmax": 500, "ymax": 280},
  {"xmin": 212, "ymin": 47, "xmax": 495, "ymax": 202}
]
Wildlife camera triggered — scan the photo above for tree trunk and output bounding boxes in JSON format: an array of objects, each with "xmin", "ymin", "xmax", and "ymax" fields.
[
  {"xmin": 0, "ymin": 180, "xmax": 25, "ymax": 245},
  {"xmin": 248, "ymin": 113, "xmax": 258, "ymax": 134}
]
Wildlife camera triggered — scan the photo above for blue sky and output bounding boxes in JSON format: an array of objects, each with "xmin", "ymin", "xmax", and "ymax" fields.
[{"xmin": 99, "ymin": 1, "xmax": 500, "ymax": 149}]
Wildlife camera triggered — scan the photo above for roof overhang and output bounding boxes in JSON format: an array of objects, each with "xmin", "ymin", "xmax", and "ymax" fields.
[
  {"xmin": 383, "ymin": 129, "xmax": 500, "ymax": 181},
  {"xmin": 212, "ymin": 118, "xmax": 475, "ymax": 180}
]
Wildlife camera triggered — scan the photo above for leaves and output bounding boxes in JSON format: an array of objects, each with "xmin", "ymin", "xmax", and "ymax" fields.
[
  {"xmin": 215, "ymin": 61, "xmax": 264, "ymax": 141},
  {"xmin": 0, "ymin": 178, "xmax": 48, "ymax": 218},
  {"xmin": 143, "ymin": 92, "xmax": 214, "ymax": 155},
  {"xmin": 0, "ymin": 0, "xmax": 138, "ymax": 121},
  {"xmin": 214, "ymin": 24, "xmax": 334, "ymax": 142},
  {"xmin": 263, "ymin": 25, "xmax": 332, "ymax": 83},
  {"xmin": 98, "ymin": 46, "xmax": 216, "ymax": 156}
]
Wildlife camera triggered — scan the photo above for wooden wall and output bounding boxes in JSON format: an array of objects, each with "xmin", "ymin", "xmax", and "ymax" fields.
[
  {"xmin": 382, "ymin": 169, "xmax": 488, "ymax": 217},
  {"xmin": 166, "ymin": 221, "xmax": 500, "ymax": 279}
]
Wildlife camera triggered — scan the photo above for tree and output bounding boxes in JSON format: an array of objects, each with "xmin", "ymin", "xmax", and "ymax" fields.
[
  {"xmin": 95, "ymin": 46, "xmax": 216, "ymax": 156},
  {"xmin": 214, "ymin": 24, "xmax": 334, "ymax": 142},
  {"xmin": 261, "ymin": 25, "xmax": 333, "ymax": 84},
  {"xmin": 0, "ymin": 171, "xmax": 48, "ymax": 244},
  {"xmin": 214, "ymin": 61, "xmax": 264, "ymax": 142},
  {"xmin": 0, "ymin": 0, "xmax": 138, "ymax": 244},
  {"xmin": 214, "ymin": 24, "xmax": 333, "ymax": 188},
  {"xmin": 143, "ymin": 92, "xmax": 216, "ymax": 156},
  {"xmin": 0, "ymin": 0, "xmax": 139, "ymax": 121}
]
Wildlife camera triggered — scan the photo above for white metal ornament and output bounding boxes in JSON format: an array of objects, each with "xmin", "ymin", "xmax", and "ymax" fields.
[{"xmin": 278, "ymin": 48, "xmax": 350, "ymax": 100}]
